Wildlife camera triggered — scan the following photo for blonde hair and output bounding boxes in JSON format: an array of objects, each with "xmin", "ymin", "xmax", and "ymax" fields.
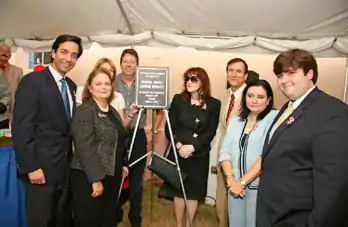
[
  {"xmin": 92, "ymin": 58, "xmax": 116, "ymax": 81},
  {"xmin": 82, "ymin": 67, "xmax": 115, "ymax": 104}
]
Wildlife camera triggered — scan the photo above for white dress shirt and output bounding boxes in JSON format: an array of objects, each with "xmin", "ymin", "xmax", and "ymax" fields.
[
  {"xmin": 269, "ymin": 85, "xmax": 317, "ymax": 139},
  {"xmin": 48, "ymin": 65, "xmax": 73, "ymax": 117},
  {"xmin": 289, "ymin": 85, "xmax": 317, "ymax": 110}
]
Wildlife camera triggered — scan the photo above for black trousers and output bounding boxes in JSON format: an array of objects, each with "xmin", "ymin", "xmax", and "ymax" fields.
[
  {"xmin": 116, "ymin": 129, "xmax": 147, "ymax": 227},
  {"xmin": 71, "ymin": 169, "xmax": 121, "ymax": 227},
  {"xmin": 22, "ymin": 169, "xmax": 72, "ymax": 227},
  {"xmin": 0, "ymin": 119, "xmax": 9, "ymax": 129}
]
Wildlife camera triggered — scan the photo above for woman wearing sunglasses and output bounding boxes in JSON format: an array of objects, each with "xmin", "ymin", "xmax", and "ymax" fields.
[{"xmin": 165, "ymin": 67, "xmax": 221, "ymax": 227}]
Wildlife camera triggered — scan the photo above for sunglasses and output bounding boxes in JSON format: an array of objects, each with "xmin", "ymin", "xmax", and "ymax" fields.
[{"xmin": 184, "ymin": 76, "xmax": 200, "ymax": 83}]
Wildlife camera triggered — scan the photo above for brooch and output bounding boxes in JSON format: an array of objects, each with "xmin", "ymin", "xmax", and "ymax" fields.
[
  {"xmin": 98, "ymin": 112, "xmax": 107, "ymax": 118},
  {"xmin": 202, "ymin": 103, "xmax": 207, "ymax": 110},
  {"xmin": 286, "ymin": 116, "xmax": 295, "ymax": 125}
]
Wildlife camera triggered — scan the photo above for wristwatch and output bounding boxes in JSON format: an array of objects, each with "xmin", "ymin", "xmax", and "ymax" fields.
[{"xmin": 240, "ymin": 179, "xmax": 247, "ymax": 188}]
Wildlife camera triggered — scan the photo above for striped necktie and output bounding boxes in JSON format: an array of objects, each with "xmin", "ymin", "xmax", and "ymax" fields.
[
  {"xmin": 269, "ymin": 104, "xmax": 294, "ymax": 141},
  {"xmin": 226, "ymin": 93, "xmax": 235, "ymax": 123},
  {"xmin": 274, "ymin": 104, "xmax": 294, "ymax": 131}
]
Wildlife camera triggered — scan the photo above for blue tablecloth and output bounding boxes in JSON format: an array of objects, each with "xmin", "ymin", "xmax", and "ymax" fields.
[{"xmin": 0, "ymin": 146, "xmax": 26, "ymax": 227}]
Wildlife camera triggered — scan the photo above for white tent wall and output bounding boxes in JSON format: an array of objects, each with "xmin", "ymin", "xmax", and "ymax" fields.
[
  {"xmin": 13, "ymin": 43, "xmax": 347, "ymax": 107},
  {"xmin": 11, "ymin": 44, "xmax": 348, "ymax": 204},
  {"xmin": 4, "ymin": 33, "xmax": 348, "ymax": 57}
]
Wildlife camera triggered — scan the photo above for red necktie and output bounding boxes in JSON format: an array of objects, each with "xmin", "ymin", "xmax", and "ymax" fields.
[
  {"xmin": 0, "ymin": 65, "xmax": 7, "ymax": 77},
  {"xmin": 226, "ymin": 93, "xmax": 235, "ymax": 123}
]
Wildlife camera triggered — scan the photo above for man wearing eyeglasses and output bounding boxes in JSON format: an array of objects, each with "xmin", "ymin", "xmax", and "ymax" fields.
[
  {"xmin": 0, "ymin": 43, "xmax": 23, "ymax": 123},
  {"xmin": 215, "ymin": 58, "xmax": 248, "ymax": 227},
  {"xmin": 0, "ymin": 70, "xmax": 10, "ymax": 129}
]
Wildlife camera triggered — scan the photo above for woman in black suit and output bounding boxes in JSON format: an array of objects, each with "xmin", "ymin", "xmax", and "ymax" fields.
[
  {"xmin": 70, "ymin": 67, "xmax": 136, "ymax": 227},
  {"xmin": 165, "ymin": 67, "xmax": 221, "ymax": 227}
]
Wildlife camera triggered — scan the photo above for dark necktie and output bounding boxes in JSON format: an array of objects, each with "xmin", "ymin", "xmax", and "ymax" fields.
[
  {"xmin": 226, "ymin": 93, "xmax": 235, "ymax": 123},
  {"xmin": 61, "ymin": 78, "xmax": 71, "ymax": 121}
]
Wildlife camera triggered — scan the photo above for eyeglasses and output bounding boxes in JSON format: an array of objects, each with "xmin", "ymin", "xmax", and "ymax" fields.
[{"xmin": 184, "ymin": 76, "xmax": 200, "ymax": 83}]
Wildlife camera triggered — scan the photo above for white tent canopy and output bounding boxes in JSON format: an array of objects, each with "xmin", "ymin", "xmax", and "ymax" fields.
[{"xmin": 1, "ymin": 0, "xmax": 348, "ymax": 56}]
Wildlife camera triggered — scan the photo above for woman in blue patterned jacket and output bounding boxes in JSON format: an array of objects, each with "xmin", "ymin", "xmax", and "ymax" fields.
[{"xmin": 219, "ymin": 79, "xmax": 278, "ymax": 227}]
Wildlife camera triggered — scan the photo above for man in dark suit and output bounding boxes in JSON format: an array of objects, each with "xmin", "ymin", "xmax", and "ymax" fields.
[
  {"xmin": 256, "ymin": 49, "xmax": 348, "ymax": 227},
  {"xmin": 12, "ymin": 34, "xmax": 83, "ymax": 227}
]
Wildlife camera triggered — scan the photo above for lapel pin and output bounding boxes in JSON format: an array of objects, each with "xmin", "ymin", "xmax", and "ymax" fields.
[
  {"xmin": 286, "ymin": 116, "xmax": 295, "ymax": 125},
  {"xmin": 202, "ymin": 103, "xmax": 207, "ymax": 110}
]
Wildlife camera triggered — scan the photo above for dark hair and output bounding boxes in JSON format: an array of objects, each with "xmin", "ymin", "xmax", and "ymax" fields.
[
  {"xmin": 239, "ymin": 79, "xmax": 274, "ymax": 121},
  {"xmin": 51, "ymin": 34, "xmax": 83, "ymax": 60},
  {"xmin": 120, "ymin": 48, "xmax": 139, "ymax": 65},
  {"xmin": 273, "ymin": 49, "xmax": 318, "ymax": 84},
  {"xmin": 82, "ymin": 68, "xmax": 115, "ymax": 104},
  {"xmin": 181, "ymin": 67, "xmax": 211, "ymax": 103},
  {"xmin": 246, "ymin": 70, "xmax": 260, "ymax": 85},
  {"xmin": 226, "ymin": 58, "xmax": 248, "ymax": 74}
]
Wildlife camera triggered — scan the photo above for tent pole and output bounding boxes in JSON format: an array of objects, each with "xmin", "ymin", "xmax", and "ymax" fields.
[
  {"xmin": 115, "ymin": 0, "xmax": 134, "ymax": 35},
  {"xmin": 343, "ymin": 58, "xmax": 348, "ymax": 104}
]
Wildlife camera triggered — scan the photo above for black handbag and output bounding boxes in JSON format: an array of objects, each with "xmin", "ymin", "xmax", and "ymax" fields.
[
  {"xmin": 157, "ymin": 182, "xmax": 175, "ymax": 201},
  {"xmin": 147, "ymin": 152, "xmax": 187, "ymax": 191}
]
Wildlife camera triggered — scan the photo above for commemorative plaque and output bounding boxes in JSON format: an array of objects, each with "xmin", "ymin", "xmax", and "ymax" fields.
[{"xmin": 135, "ymin": 66, "xmax": 169, "ymax": 109}]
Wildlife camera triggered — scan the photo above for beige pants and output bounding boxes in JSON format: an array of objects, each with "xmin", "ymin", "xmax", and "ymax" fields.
[{"xmin": 216, "ymin": 168, "xmax": 228, "ymax": 227}]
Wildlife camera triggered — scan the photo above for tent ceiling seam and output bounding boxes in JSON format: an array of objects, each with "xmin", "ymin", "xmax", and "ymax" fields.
[{"xmin": 115, "ymin": 0, "xmax": 134, "ymax": 35}]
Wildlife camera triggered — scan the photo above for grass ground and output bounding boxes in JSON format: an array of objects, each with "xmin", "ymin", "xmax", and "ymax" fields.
[{"xmin": 117, "ymin": 181, "xmax": 217, "ymax": 227}]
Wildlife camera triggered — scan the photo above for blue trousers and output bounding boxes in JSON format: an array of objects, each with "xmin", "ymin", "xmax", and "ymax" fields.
[
  {"xmin": 0, "ymin": 146, "xmax": 26, "ymax": 227},
  {"xmin": 228, "ymin": 187, "xmax": 258, "ymax": 227}
]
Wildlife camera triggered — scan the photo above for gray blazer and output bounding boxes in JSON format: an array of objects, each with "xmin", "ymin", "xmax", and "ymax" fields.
[
  {"xmin": 71, "ymin": 98, "xmax": 127, "ymax": 183},
  {"xmin": 0, "ymin": 71, "xmax": 10, "ymax": 122}
]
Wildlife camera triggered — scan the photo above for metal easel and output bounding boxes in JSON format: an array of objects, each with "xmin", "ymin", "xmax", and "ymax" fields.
[{"xmin": 117, "ymin": 107, "xmax": 193, "ymax": 227}]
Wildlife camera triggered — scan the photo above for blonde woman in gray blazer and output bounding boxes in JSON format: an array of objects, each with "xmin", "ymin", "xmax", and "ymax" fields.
[{"xmin": 219, "ymin": 80, "xmax": 278, "ymax": 227}]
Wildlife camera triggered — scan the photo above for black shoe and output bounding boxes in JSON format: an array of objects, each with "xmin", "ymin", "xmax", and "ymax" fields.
[{"xmin": 131, "ymin": 222, "xmax": 141, "ymax": 227}]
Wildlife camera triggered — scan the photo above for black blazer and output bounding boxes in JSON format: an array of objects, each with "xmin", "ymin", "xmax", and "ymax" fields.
[
  {"xmin": 70, "ymin": 98, "xmax": 127, "ymax": 183},
  {"xmin": 165, "ymin": 94, "xmax": 221, "ymax": 157},
  {"xmin": 256, "ymin": 87, "xmax": 348, "ymax": 227},
  {"xmin": 12, "ymin": 68, "xmax": 76, "ymax": 185}
]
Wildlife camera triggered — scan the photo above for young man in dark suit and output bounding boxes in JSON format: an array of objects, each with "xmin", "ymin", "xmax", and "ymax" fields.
[
  {"xmin": 256, "ymin": 49, "xmax": 348, "ymax": 227},
  {"xmin": 12, "ymin": 34, "xmax": 83, "ymax": 227}
]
